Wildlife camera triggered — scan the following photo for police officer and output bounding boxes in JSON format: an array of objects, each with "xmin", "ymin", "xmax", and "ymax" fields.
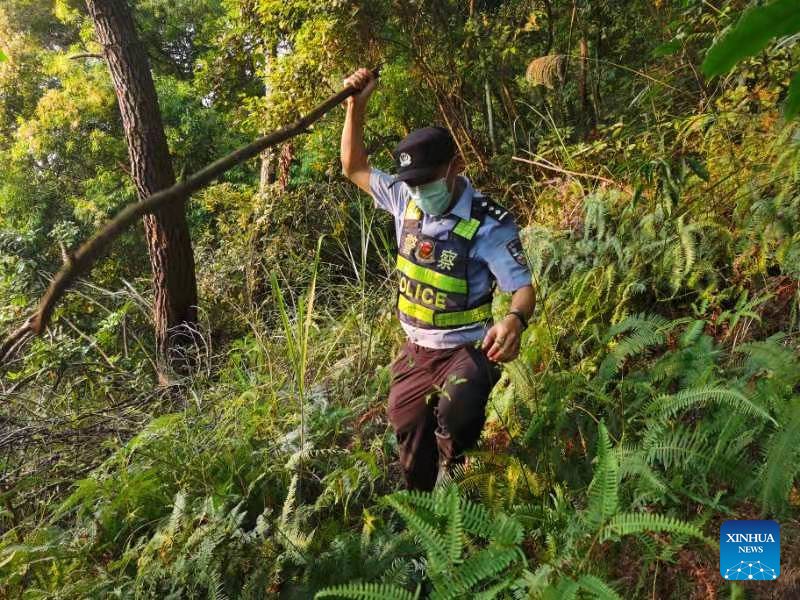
[{"xmin": 340, "ymin": 68, "xmax": 536, "ymax": 491}]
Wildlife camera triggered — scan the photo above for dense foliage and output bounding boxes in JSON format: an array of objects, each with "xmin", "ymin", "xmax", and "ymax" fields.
[{"xmin": 2, "ymin": 0, "xmax": 799, "ymax": 597}]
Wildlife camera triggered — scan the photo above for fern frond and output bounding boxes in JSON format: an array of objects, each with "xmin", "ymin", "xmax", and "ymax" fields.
[
  {"xmin": 737, "ymin": 336, "xmax": 800, "ymax": 389},
  {"xmin": 281, "ymin": 473, "xmax": 300, "ymax": 526},
  {"xmin": 601, "ymin": 512, "xmax": 712, "ymax": 546},
  {"xmin": 550, "ymin": 576, "xmax": 580, "ymax": 600},
  {"xmin": 460, "ymin": 499, "xmax": 496, "ymax": 539},
  {"xmin": 677, "ymin": 217, "xmax": 697, "ymax": 278},
  {"xmin": 616, "ymin": 448, "xmax": 667, "ymax": 494},
  {"xmin": 314, "ymin": 582, "xmax": 419, "ymax": 600},
  {"xmin": 679, "ymin": 319, "xmax": 706, "ymax": 348},
  {"xmin": 167, "ymin": 490, "xmax": 186, "ymax": 534},
  {"xmin": 444, "ymin": 485, "xmax": 463, "ymax": 564},
  {"xmin": 474, "ymin": 578, "xmax": 514, "ymax": 599},
  {"xmin": 490, "ymin": 513, "xmax": 524, "ymax": 547},
  {"xmin": 646, "ymin": 386, "xmax": 776, "ymax": 423},
  {"xmin": 382, "ymin": 496, "xmax": 448, "ymax": 570},
  {"xmin": 431, "ymin": 547, "xmax": 522, "ymax": 600},
  {"xmin": 642, "ymin": 424, "xmax": 708, "ymax": 470},
  {"xmin": 587, "ymin": 422, "xmax": 619, "ymax": 527},
  {"xmin": 387, "ymin": 487, "xmax": 495, "ymax": 539},
  {"xmin": 598, "ymin": 313, "xmax": 677, "ymax": 381},
  {"xmin": 760, "ymin": 400, "xmax": 800, "ymax": 515},
  {"xmin": 207, "ymin": 568, "xmax": 229, "ymax": 600},
  {"xmin": 576, "ymin": 574, "xmax": 623, "ymax": 600}
]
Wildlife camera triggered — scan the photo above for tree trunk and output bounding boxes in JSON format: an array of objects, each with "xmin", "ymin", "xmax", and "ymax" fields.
[
  {"xmin": 258, "ymin": 49, "xmax": 276, "ymax": 195},
  {"xmin": 259, "ymin": 147, "xmax": 275, "ymax": 194},
  {"xmin": 578, "ymin": 36, "xmax": 589, "ymax": 118},
  {"xmin": 84, "ymin": 0, "xmax": 198, "ymax": 379},
  {"xmin": 579, "ymin": 36, "xmax": 589, "ymax": 132},
  {"xmin": 278, "ymin": 141, "xmax": 294, "ymax": 191}
]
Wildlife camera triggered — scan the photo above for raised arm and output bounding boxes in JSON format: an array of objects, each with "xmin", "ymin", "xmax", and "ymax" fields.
[{"xmin": 341, "ymin": 68, "xmax": 378, "ymax": 195}]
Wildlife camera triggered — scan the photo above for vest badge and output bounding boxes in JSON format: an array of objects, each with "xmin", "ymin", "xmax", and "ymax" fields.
[
  {"xmin": 414, "ymin": 240, "xmax": 436, "ymax": 264},
  {"xmin": 401, "ymin": 233, "xmax": 418, "ymax": 256}
]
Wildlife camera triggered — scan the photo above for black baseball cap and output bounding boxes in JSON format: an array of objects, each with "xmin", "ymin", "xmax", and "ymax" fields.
[{"xmin": 387, "ymin": 126, "xmax": 456, "ymax": 188}]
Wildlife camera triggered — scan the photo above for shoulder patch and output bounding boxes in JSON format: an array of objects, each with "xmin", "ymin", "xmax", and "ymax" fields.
[
  {"xmin": 472, "ymin": 194, "xmax": 511, "ymax": 223},
  {"xmin": 506, "ymin": 236, "xmax": 528, "ymax": 267}
]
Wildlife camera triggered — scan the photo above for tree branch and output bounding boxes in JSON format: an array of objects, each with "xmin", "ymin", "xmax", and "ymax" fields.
[
  {"xmin": 69, "ymin": 53, "xmax": 105, "ymax": 60},
  {"xmin": 0, "ymin": 66, "xmax": 381, "ymax": 367}
]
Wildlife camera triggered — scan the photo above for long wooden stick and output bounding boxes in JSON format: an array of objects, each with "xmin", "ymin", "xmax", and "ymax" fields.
[
  {"xmin": 0, "ymin": 67, "xmax": 380, "ymax": 366},
  {"xmin": 511, "ymin": 155, "xmax": 615, "ymax": 184}
]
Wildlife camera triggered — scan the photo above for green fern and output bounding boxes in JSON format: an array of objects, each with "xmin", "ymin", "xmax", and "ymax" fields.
[
  {"xmin": 431, "ymin": 547, "xmax": 523, "ymax": 600},
  {"xmin": 598, "ymin": 313, "xmax": 679, "ymax": 381},
  {"xmin": 314, "ymin": 582, "xmax": 420, "ymax": 600},
  {"xmin": 383, "ymin": 495, "xmax": 450, "ymax": 570},
  {"xmin": 601, "ymin": 513, "xmax": 713, "ymax": 546},
  {"xmin": 759, "ymin": 400, "xmax": 800, "ymax": 515},
  {"xmin": 576, "ymin": 574, "xmax": 624, "ymax": 600},
  {"xmin": 550, "ymin": 577, "xmax": 580, "ymax": 599},
  {"xmin": 444, "ymin": 483, "xmax": 463, "ymax": 564},
  {"xmin": 586, "ymin": 422, "xmax": 619, "ymax": 527},
  {"xmin": 646, "ymin": 385, "xmax": 776, "ymax": 424},
  {"xmin": 320, "ymin": 484, "xmax": 528, "ymax": 599},
  {"xmin": 387, "ymin": 487, "xmax": 495, "ymax": 539},
  {"xmin": 616, "ymin": 447, "xmax": 667, "ymax": 495},
  {"xmin": 738, "ymin": 336, "xmax": 800, "ymax": 391},
  {"xmin": 642, "ymin": 423, "xmax": 708, "ymax": 470}
]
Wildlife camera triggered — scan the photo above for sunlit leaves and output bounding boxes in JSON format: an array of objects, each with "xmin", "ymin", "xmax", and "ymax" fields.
[
  {"xmin": 702, "ymin": 0, "xmax": 800, "ymax": 119},
  {"xmin": 702, "ymin": 0, "xmax": 800, "ymax": 76}
]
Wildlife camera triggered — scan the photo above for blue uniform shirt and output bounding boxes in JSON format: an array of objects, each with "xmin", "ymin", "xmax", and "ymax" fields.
[{"xmin": 369, "ymin": 167, "xmax": 532, "ymax": 349}]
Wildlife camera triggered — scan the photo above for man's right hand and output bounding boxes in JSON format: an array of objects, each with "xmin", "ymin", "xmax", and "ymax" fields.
[{"xmin": 343, "ymin": 68, "xmax": 377, "ymax": 109}]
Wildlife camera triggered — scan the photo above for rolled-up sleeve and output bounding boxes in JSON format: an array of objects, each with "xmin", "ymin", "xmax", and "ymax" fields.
[
  {"xmin": 475, "ymin": 219, "xmax": 532, "ymax": 292},
  {"xmin": 369, "ymin": 167, "xmax": 406, "ymax": 218}
]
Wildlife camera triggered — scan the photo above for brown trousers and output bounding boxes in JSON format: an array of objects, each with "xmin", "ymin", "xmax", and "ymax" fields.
[{"xmin": 387, "ymin": 340, "xmax": 502, "ymax": 491}]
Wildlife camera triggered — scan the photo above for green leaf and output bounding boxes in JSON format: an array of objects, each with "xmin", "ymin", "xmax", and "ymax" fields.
[
  {"xmin": 444, "ymin": 484, "xmax": 463, "ymax": 564},
  {"xmin": 0, "ymin": 49, "xmax": 6, "ymax": 62},
  {"xmin": 685, "ymin": 156, "xmax": 709, "ymax": 182},
  {"xmin": 315, "ymin": 582, "xmax": 419, "ymax": 600},
  {"xmin": 702, "ymin": 0, "xmax": 800, "ymax": 76},
  {"xmin": 646, "ymin": 386, "xmax": 776, "ymax": 424},
  {"xmin": 586, "ymin": 422, "xmax": 619, "ymax": 527},
  {"xmin": 652, "ymin": 38, "xmax": 681, "ymax": 58},
  {"xmin": 785, "ymin": 71, "xmax": 800, "ymax": 120},
  {"xmin": 576, "ymin": 574, "xmax": 623, "ymax": 600},
  {"xmin": 602, "ymin": 512, "xmax": 715, "ymax": 547},
  {"xmin": 760, "ymin": 401, "xmax": 800, "ymax": 515}
]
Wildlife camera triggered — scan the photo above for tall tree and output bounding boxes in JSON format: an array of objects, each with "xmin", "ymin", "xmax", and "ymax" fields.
[{"xmin": 84, "ymin": 0, "xmax": 198, "ymax": 379}]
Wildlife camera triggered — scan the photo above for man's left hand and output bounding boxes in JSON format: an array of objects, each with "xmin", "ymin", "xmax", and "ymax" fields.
[{"xmin": 482, "ymin": 315, "xmax": 523, "ymax": 363}]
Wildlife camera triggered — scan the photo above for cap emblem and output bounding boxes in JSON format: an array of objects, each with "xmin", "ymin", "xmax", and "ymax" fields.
[{"xmin": 399, "ymin": 152, "xmax": 412, "ymax": 167}]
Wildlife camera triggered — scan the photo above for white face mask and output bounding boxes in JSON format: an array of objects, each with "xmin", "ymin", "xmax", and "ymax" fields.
[{"xmin": 408, "ymin": 158, "xmax": 456, "ymax": 216}]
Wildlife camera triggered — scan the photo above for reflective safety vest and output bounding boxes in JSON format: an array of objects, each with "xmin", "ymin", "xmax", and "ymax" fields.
[{"xmin": 395, "ymin": 197, "xmax": 496, "ymax": 329}]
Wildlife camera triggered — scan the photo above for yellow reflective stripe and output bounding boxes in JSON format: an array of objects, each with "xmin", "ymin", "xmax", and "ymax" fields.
[
  {"xmin": 396, "ymin": 255, "xmax": 467, "ymax": 294},
  {"xmin": 434, "ymin": 302, "xmax": 493, "ymax": 327},
  {"xmin": 404, "ymin": 199, "xmax": 422, "ymax": 219},
  {"xmin": 453, "ymin": 218, "xmax": 480, "ymax": 240},
  {"xmin": 398, "ymin": 294, "xmax": 493, "ymax": 328},
  {"xmin": 398, "ymin": 294, "xmax": 434, "ymax": 324}
]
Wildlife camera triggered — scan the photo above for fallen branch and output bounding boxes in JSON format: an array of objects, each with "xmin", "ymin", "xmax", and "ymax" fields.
[
  {"xmin": 511, "ymin": 154, "xmax": 615, "ymax": 185},
  {"xmin": 0, "ymin": 67, "xmax": 381, "ymax": 367}
]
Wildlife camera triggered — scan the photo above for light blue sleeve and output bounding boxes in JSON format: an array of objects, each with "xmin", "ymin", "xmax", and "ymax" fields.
[
  {"xmin": 369, "ymin": 167, "xmax": 406, "ymax": 218},
  {"xmin": 474, "ymin": 218, "xmax": 533, "ymax": 293}
]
